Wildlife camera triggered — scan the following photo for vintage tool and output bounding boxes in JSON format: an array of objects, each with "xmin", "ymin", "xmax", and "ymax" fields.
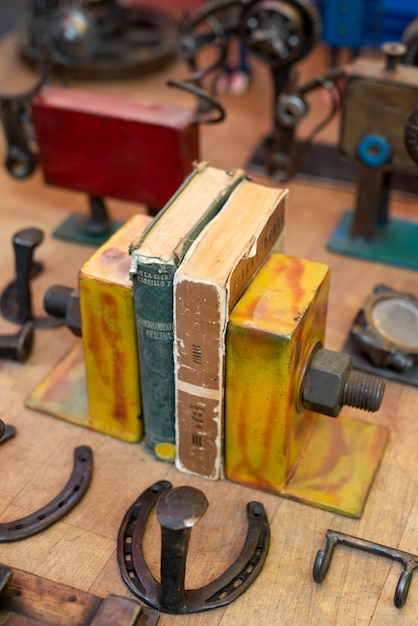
[
  {"xmin": 0, "ymin": 227, "xmax": 61, "ymax": 328},
  {"xmin": 117, "ymin": 480, "xmax": 269, "ymax": 614},
  {"xmin": 0, "ymin": 82, "xmax": 205, "ymax": 246},
  {"xmin": 250, "ymin": 40, "xmax": 418, "ymax": 267},
  {"xmin": 225, "ymin": 254, "xmax": 388, "ymax": 518},
  {"xmin": 343, "ymin": 284, "xmax": 418, "ymax": 388},
  {"xmin": 179, "ymin": 0, "xmax": 321, "ymax": 171},
  {"xmin": 327, "ymin": 42, "xmax": 418, "ymax": 269},
  {"xmin": 0, "ymin": 322, "xmax": 34, "ymax": 362},
  {"xmin": 314, "ymin": 529, "xmax": 418, "ymax": 609},
  {"xmin": 0, "ymin": 563, "xmax": 159, "ymax": 625},
  {"xmin": 0, "ymin": 446, "xmax": 92, "ymax": 542},
  {"xmin": 19, "ymin": 0, "xmax": 178, "ymax": 80}
]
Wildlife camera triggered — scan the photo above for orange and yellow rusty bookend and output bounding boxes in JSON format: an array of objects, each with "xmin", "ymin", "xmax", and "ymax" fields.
[
  {"xmin": 225, "ymin": 254, "xmax": 389, "ymax": 518},
  {"xmin": 26, "ymin": 214, "xmax": 152, "ymax": 442}
]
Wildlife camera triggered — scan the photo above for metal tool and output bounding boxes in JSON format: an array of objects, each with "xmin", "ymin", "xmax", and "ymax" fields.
[
  {"xmin": 0, "ymin": 322, "xmax": 34, "ymax": 362},
  {"xmin": 0, "ymin": 228, "xmax": 62, "ymax": 328},
  {"xmin": 19, "ymin": 0, "xmax": 179, "ymax": 80},
  {"xmin": 314, "ymin": 528, "xmax": 418, "ymax": 609},
  {"xmin": 117, "ymin": 480, "xmax": 269, "ymax": 614},
  {"xmin": 0, "ymin": 446, "xmax": 92, "ymax": 542}
]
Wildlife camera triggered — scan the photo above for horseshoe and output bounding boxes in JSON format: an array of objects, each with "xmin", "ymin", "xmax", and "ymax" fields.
[
  {"xmin": 117, "ymin": 480, "xmax": 270, "ymax": 614},
  {"xmin": 0, "ymin": 446, "xmax": 93, "ymax": 542}
]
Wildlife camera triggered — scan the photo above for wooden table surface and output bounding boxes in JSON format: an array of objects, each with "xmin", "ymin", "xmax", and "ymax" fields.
[{"xmin": 0, "ymin": 34, "xmax": 418, "ymax": 625}]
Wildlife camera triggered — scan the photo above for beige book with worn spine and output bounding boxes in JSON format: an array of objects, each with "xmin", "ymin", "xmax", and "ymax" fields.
[{"xmin": 174, "ymin": 178, "xmax": 287, "ymax": 479}]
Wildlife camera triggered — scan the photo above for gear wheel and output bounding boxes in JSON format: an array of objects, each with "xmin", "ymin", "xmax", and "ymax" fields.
[
  {"xmin": 402, "ymin": 17, "xmax": 418, "ymax": 66},
  {"xmin": 20, "ymin": 2, "xmax": 179, "ymax": 80},
  {"xmin": 239, "ymin": 0, "xmax": 321, "ymax": 68},
  {"xmin": 404, "ymin": 105, "xmax": 418, "ymax": 166}
]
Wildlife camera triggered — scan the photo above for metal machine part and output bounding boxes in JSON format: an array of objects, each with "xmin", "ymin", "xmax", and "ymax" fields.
[
  {"xmin": 344, "ymin": 285, "xmax": 418, "ymax": 387},
  {"xmin": 0, "ymin": 75, "xmax": 45, "ymax": 180},
  {"xmin": 301, "ymin": 345, "xmax": 385, "ymax": 417},
  {"xmin": 0, "ymin": 322, "xmax": 35, "ymax": 362},
  {"xmin": 402, "ymin": 17, "xmax": 418, "ymax": 66},
  {"xmin": 314, "ymin": 529, "xmax": 418, "ymax": 609},
  {"xmin": 178, "ymin": 0, "xmax": 320, "ymax": 140},
  {"xmin": 117, "ymin": 480, "xmax": 269, "ymax": 614},
  {"xmin": 239, "ymin": 0, "xmax": 320, "ymax": 69},
  {"xmin": 20, "ymin": 1, "xmax": 179, "ymax": 80},
  {"xmin": 404, "ymin": 103, "xmax": 418, "ymax": 164},
  {"xmin": 0, "ymin": 446, "xmax": 92, "ymax": 542},
  {"xmin": 0, "ymin": 228, "xmax": 62, "ymax": 328},
  {"xmin": 0, "ymin": 563, "xmax": 160, "ymax": 625}
]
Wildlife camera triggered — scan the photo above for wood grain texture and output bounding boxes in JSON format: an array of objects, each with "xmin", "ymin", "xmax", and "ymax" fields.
[{"xmin": 0, "ymin": 33, "xmax": 417, "ymax": 625}]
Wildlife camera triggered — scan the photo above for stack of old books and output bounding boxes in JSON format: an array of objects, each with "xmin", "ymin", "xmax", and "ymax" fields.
[{"xmin": 129, "ymin": 161, "xmax": 287, "ymax": 480}]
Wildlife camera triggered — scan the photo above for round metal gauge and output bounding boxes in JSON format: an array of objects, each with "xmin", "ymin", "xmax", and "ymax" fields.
[{"xmin": 364, "ymin": 291, "xmax": 418, "ymax": 355}]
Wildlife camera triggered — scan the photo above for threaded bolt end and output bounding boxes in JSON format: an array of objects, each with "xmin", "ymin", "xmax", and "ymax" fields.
[
  {"xmin": 43, "ymin": 285, "xmax": 73, "ymax": 318},
  {"xmin": 342, "ymin": 370, "xmax": 385, "ymax": 412}
]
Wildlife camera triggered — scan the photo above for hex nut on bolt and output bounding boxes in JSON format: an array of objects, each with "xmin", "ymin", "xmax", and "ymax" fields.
[{"xmin": 302, "ymin": 347, "xmax": 385, "ymax": 417}]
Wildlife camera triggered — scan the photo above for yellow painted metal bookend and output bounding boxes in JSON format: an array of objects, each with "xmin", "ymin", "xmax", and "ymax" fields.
[
  {"xmin": 225, "ymin": 254, "xmax": 388, "ymax": 518},
  {"xmin": 26, "ymin": 214, "xmax": 152, "ymax": 441}
]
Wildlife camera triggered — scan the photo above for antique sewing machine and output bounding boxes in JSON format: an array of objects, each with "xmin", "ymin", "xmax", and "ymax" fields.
[
  {"xmin": 18, "ymin": 0, "xmax": 179, "ymax": 80},
  {"xmin": 267, "ymin": 41, "xmax": 418, "ymax": 269}
]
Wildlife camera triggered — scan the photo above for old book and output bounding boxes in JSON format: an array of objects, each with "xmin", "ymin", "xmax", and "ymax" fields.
[
  {"xmin": 129, "ymin": 162, "xmax": 246, "ymax": 461},
  {"xmin": 174, "ymin": 179, "xmax": 287, "ymax": 480}
]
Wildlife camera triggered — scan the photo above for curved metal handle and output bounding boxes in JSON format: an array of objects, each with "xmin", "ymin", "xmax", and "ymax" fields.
[{"xmin": 167, "ymin": 80, "xmax": 226, "ymax": 125}]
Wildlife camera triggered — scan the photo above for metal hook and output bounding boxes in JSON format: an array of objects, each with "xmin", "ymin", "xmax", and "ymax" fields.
[{"xmin": 313, "ymin": 529, "xmax": 418, "ymax": 608}]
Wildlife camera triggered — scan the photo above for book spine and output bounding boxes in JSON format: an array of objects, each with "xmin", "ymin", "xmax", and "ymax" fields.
[
  {"xmin": 175, "ymin": 282, "xmax": 225, "ymax": 479},
  {"xmin": 174, "ymin": 209, "xmax": 286, "ymax": 480},
  {"xmin": 132, "ymin": 261, "xmax": 177, "ymax": 461}
]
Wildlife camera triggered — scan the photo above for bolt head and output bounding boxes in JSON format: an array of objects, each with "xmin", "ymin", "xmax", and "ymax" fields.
[{"xmin": 302, "ymin": 348, "xmax": 351, "ymax": 417}]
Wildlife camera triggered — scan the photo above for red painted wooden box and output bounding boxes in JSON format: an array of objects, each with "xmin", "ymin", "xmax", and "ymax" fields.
[{"xmin": 31, "ymin": 86, "xmax": 199, "ymax": 210}]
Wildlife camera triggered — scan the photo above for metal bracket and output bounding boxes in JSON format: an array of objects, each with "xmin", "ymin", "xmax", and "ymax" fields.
[
  {"xmin": 313, "ymin": 529, "xmax": 418, "ymax": 608},
  {"xmin": 117, "ymin": 480, "xmax": 270, "ymax": 614},
  {"xmin": 0, "ymin": 446, "xmax": 92, "ymax": 542}
]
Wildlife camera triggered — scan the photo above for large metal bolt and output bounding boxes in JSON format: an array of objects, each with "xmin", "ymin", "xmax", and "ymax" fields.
[
  {"xmin": 43, "ymin": 285, "xmax": 82, "ymax": 336},
  {"xmin": 302, "ymin": 347, "xmax": 385, "ymax": 417}
]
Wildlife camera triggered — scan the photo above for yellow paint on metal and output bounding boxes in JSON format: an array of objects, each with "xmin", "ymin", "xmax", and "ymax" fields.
[
  {"xmin": 225, "ymin": 253, "xmax": 330, "ymax": 491},
  {"xmin": 225, "ymin": 253, "xmax": 388, "ymax": 517},
  {"xmin": 79, "ymin": 214, "xmax": 153, "ymax": 441}
]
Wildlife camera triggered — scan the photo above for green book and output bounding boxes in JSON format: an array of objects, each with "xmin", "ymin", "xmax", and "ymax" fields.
[{"xmin": 129, "ymin": 162, "xmax": 246, "ymax": 462}]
